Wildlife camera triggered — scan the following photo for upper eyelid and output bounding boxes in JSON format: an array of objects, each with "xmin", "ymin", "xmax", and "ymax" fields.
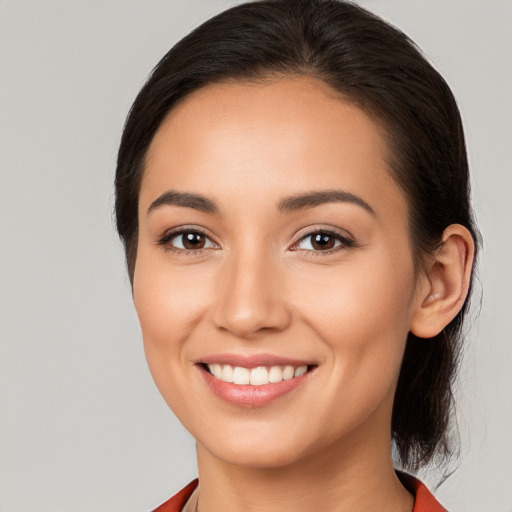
[
  {"xmin": 159, "ymin": 225, "xmax": 213, "ymax": 238},
  {"xmin": 292, "ymin": 225, "xmax": 354, "ymax": 243},
  {"xmin": 289, "ymin": 227, "xmax": 356, "ymax": 254},
  {"xmin": 157, "ymin": 225, "xmax": 355, "ymax": 249},
  {"xmin": 157, "ymin": 226, "xmax": 218, "ymax": 247}
]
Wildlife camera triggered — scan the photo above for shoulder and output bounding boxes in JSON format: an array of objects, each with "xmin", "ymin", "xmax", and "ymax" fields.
[
  {"xmin": 151, "ymin": 479, "xmax": 198, "ymax": 512},
  {"xmin": 398, "ymin": 472, "xmax": 448, "ymax": 512}
]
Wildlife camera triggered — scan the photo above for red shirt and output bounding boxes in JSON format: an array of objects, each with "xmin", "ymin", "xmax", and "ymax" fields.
[{"xmin": 152, "ymin": 475, "xmax": 446, "ymax": 511}]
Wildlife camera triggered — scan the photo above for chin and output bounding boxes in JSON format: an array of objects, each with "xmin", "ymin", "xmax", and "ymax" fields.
[{"xmin": 198, "ymin": 432, "xmax": 312, "ymax": 469}]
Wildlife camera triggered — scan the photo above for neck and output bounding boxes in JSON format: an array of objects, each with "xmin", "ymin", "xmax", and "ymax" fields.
[{"xmin": 194, "ymin": 430, "xmax": 413, "ymax": 512}]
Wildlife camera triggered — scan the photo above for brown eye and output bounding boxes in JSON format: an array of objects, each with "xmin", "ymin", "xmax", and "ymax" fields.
[
  {"xmin": 295, "ymin": 231, "xmax": 347, "ymax": 252},
  {"xmin": 311, "ymin": 233, "xmax": 336, "ymax": 250},
  {"xmin": 166, "ymin": 230, "xmax": 216, "ymax": 251},
  {"xmin": 182, "ymin": 232, "xmax": 206, "ymax": 249}
]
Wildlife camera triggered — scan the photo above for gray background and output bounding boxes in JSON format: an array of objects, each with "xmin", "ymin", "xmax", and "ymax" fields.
[{"xmin": 1, "ymin": 0, "xmax": 511, "ymax": 510}]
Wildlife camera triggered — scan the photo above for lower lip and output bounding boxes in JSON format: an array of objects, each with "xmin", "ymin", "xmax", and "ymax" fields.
[{"xmin": 199, "ymin": 366, "xmax": 312, "ymax": 407}]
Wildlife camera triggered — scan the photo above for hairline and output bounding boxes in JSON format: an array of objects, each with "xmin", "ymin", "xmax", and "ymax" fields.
[{"xmin": 127, "ymin": 71, "xmax": 435, "ymax": 283}]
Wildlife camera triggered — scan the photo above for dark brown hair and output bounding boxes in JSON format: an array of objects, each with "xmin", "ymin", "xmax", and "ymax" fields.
[{"xmin": 115, "ymin": 0, "xmax": 479, "ymax": 471}]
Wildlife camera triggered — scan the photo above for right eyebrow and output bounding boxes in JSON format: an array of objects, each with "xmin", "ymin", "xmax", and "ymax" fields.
[
  {"xmin": 147, "ymin": 190, "xmax": 220, "ymax": 215},
  {"xmin": 277, "ymin": 189, "xmax": 376, "ymax": 216}
]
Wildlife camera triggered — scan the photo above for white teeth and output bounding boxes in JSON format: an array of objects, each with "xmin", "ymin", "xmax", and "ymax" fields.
[
  {"xmin": 210, "ymin": 363, "xmax": 222, "ymax": 379},
  {"xmin": 294, "ymin": 365, "xmax": 307, "ymax": 377},
  {"xmin": 268, "ymin": 366, "xmax": 283, "ymax": 383},
  {"xmin": 221, "ymin": 364, "xmax": 234, "ymax": 382},
  {"xmin": 249, "ymin": 366, "xmax": 269, "ymax": 386},
  {"xmin": 206, "ymin": 363, "xmax": 309, "ymax": 385},
  {"xmin": 233, "ymin": 366, "xmax": 250, "ymax": 385},
  {"xmin": 282, "ymin": 365, "xmax": 295, "ymax": 380}
]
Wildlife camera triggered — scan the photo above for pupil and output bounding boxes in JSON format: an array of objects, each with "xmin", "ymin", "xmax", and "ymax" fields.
[
  {"xmin": 183, "ymin": 233, "xmax": 205, "ymax": 249},
  {"xmin": 312, "ymin": 233, "xmax": 334, "ymax": 250}
]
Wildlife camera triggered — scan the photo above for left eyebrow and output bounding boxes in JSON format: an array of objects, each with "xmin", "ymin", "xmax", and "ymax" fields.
[
  {"xmin": 147, "ymin": 190, "xmax": 220, "ymax": 215},
  {"xmin": 277, "ymin": 190, "xmax": 376, "ymax": 216}
]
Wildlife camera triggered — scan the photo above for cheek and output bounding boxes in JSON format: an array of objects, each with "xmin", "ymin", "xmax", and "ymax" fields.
[
  {"xmin": 132, "ymin": 247, "xmax": 213, "ymax": 395},
  {"xmin": 134, "ymin": 246, "xmax": 208, "ymax": 338},
  {"xmin": 296, "ymin": 247, "xmax": 416, "ymax": 376}
]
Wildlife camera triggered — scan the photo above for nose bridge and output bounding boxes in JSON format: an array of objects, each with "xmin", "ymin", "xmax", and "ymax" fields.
[{"xmin": 212, "ymin": 243, "xmax": 290, "ymax": 338}]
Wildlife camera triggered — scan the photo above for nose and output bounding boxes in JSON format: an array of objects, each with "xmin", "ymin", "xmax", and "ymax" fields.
[{"xmin": 211, "ymin": 249, "xmax": 292, "ymax": 340}]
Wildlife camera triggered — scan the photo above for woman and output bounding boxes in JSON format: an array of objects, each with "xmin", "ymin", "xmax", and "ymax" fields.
[{"xmin": 115, "ymin": 1, "xmax": 478, "ymax": 510}]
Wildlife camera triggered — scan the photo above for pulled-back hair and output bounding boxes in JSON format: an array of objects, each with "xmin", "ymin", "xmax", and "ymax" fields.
[{"xmin": 115, "ymin": 0, "xmax": 479, "ymax": 471}]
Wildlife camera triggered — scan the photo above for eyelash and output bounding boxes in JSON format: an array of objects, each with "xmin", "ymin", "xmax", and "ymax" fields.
[
  {"xmin": 157, "ymin": 227, "xmax": 218, "ymax": 255},
  {"xmin": 290, "ymin": 228, "xmax": 356, "ymax": 256},
  {"xmin": 157, "ymin": 227, "xmax": 355, "ymax": 256}
]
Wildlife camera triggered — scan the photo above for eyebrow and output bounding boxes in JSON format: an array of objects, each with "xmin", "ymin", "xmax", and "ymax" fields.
[
  {"xmin": 147, "ymin": 188, "xmax": 375, "ymax": 217},
  {"xmin": 147, "ymin": 190, "xmax": 220, "ymax": 215},
  {"xmin": 277, "ymin": 190, "xmax": 375, "ymax": 216}
]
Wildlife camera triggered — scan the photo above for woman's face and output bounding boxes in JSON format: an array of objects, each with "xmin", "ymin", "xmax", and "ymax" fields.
[{"xmin": 134, "ymin": 77, "xmax": 423, "ymax": 468}]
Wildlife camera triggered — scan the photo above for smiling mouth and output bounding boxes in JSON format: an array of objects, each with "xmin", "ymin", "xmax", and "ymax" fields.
[{"xmin": 202, "ymin": 363, "xmax": 314, "ymax": 386}]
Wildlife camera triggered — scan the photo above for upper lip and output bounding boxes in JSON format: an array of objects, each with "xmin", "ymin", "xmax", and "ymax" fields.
[{"xmin": 197, "ymin": 353, "xmax": 315, "ymax": 368}]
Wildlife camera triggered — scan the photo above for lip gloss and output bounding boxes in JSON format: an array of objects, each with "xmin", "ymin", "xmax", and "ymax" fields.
[{"xmin": 199, "ymin": 365, "xmax": 312, "ymax": 407}]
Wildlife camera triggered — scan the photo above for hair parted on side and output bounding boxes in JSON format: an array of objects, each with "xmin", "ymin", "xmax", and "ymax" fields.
[{"xmin": 115, "ymin": 0, "xmax": 479, "ymax": 471}]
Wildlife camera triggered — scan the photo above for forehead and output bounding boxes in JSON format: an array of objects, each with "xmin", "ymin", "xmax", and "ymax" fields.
[{"xmin": 141, "ymin": 76, "xmax": 407, "ymax": 221}]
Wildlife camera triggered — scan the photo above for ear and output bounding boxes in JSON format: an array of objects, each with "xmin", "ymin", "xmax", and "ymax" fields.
[{"xmin": 410, "ymin": 224, "xmax": 475, "ymax": 339}]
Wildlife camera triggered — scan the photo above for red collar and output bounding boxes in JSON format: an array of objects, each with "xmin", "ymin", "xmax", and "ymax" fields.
[
  {"xmin": 398, "ymin": 473, "xmax": 447, "ymax": 512},
  {"xmin": 152, "ymin": 475, "xmax": 446, "ymax": 512},
  {"xmin": 152, "ymin": 479, "xmax": 198, "ymax": 512}
]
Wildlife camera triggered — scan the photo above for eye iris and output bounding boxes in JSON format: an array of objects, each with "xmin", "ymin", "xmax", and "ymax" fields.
[
  {"xmin": 312, "ymin": 233, "xmax": 335, "ymax": 250},
  {"xmin": 182, "ymin": 232, "xmax": 205, "ymax": 249}
]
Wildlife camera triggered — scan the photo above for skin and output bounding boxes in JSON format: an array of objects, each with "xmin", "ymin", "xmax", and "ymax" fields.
[{"xmin": 133, "ymin": 76, "xmax": 474, "ymax": 511}]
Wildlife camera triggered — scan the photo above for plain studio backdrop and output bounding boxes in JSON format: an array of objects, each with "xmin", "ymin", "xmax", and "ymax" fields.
[{"xmin": 0, "ymin": 1, "xmax": 511, "ymax": 511}]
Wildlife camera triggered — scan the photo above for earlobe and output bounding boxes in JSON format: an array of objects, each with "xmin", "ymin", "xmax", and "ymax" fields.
[{"xmin": 410, "ymin": 224, "xmax": 475, "ymax": 339}]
